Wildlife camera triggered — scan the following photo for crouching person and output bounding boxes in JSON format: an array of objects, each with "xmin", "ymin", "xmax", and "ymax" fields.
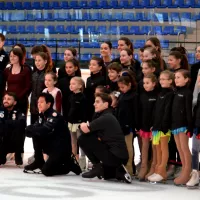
[
  {"xmin": 78, "ymin": 93, "xmax": 132, "ymax": 183},
  {"xmin": 0, "ymin": 92, "xmax": 26, "ymax": 165},
  {"xmin": 24, "ymin": 93, "xmax": 81, "ymax": 176}
]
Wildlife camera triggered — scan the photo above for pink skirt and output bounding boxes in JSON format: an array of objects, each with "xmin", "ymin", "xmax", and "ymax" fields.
[{"xmin": 139, "ymin": 129, "xmax": 152, "ymax": 139}]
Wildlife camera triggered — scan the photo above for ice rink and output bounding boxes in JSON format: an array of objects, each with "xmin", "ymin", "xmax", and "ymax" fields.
[{"xmin": 0, "ymin": 137, "xmax": 199, "ymax": 200}]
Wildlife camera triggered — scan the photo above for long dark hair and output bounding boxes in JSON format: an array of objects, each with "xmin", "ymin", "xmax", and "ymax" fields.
[
  {"xmin": 119, "ymin": 37, "xmax": 134, "ymax": 52},
  {"xmin": 66, "ymin": 58, "xmax": 81, "ymax": 76},
  {"xmin": 9, "ymin": 48, "xmax": 24, "ymax": 67},
  {"xmin": 90, "ymin": 56, "xmax": 107, "ymax": 77}
]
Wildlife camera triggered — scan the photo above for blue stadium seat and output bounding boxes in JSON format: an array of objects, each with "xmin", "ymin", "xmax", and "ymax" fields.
[
  {"xmin": 148, "ymin": 0, "xmax": 161, "ymax": 8},
  {"xmin": 135, "ymin": 12, "xmax": 148, "ymax": 21},
  {"xmin": 23, "ymin": 2, "xmax": 32, "ymax": 10},
  {"xmin": 17, "ymin": 25, "xmax": 26, "ymax": 34},
  {"xmin": 160, "ymin": 40, "xmax": 169, "ymax": 48},
  {"xmin": 14, "ymin": 2, "xmax": 23, "ymax": 9},
  {"xmin": 36, "ymin": 25, "xmax": 45, "ymax": 34},
  {"xmin": 69, "ymin": 1, "xmax": 80, "ymax": 9},
  {"xmin": 129, "ymin": 26, "xmax": 140, "ymax": 35},
  {"xmin": 192, "ymin": 12, "xmax": 200, "ymax": 21},
  {"xmin": 80, "ymin": 53, "xmax": 91, "ymax": 61},
  {"xmin": 47, "ymin": 25, "xmax": 55, "ymax": 34},
  {"xmin": 134, "ymin": 40, "xmax": 145, "ymax": 48},
  {"xmin": 188, "ymin": 53, "xmax": 195, "ymax": 64},
  {"xmin": 88, "ymin": 1, "xmax": 100, "ymax": 9},
  {"xmin": 76, "ymin": 26, "xmax": 86, "ymax": 34},
  {"xmin": 170, "ymin": 0, "xmax": 180, "ymax": 8},
  {"xmin": 51, "ymin": 53, "xmax": 57, "ymax": 60},
  {"xmin": 26, "ymin": 25, "xmax": 35, "ymax": 34},
  {"xmin": 162, "ymin": 26, "xmax": 175, "ymax": 35},
  {"xmin": 153, "ymin": 26, "xmax": 163, "ymax": 35},
  {"xmin": 170, "ymin": 12, "xmax": 180, "ymax": 22},
  {"xmin": 157, "ymin": 0, "xmax": 170, "ymax": 8},
  {"xmin": 182, "ymin": 0, "xmax": 195, "ymax": 8},
  {"xmin": 5, "ymin": 38, "xmax": 15, "ymax": 46},
  {"xmin": 57, "ymin": 39, "xmax": 67, "ymax": 47},
  {"xmin": 99, "ymin": 0, "xmax": 111, "ymax": 9},
  {"xmin": 123, "ymin": 12, "xmax": 135, "ymax": 21},
  {"xmin": 10, "ymin": 11, "xmax": 25, "ymax": 21},
  {"xmin": 26, "ymin": 12, "xmax": 35, "ymax": 21},
  {"xmin": 174, "ymin": 26, "xmax": 187, "ymax": 34},
  {"xmin": 101, "ymin": 13, "xmax": 112, "ymax": 21},
  {"xmin": 119, "ymin": 0, "xmax": 129, "ymax": 8},
  {"xmin": 43, "ymin": 12, "xmax": 54, "ymax": 21},
  {"xmin": 35, "ymin": 11, "xmax": 43, "ymax": 21},
  {"xmin": 4, "ymin": 2, "xmax": 14, "ymax": 10},
  {"xmin": 193, "ymin": 0, "xmax": 200, "ymax": 8},
  {"xmin": 110, "ymin": 0, "xmax": 120, "ymax": 8},
  {"xmin": 0, "ymin": 2, "xmax": 5, "ymax": 10},
  {"xmin": 26, "ymin": 38, "xmax": 36, "ymax": 46},
  {"xmin": 112, "ymin": 12, "xmax": 123, "ymax": 21},
  {"xmin": 46, "ymin": 39, "xmax": 57, "ymax": 47},
  {"xmin": 51, "ymin": 1, "xmax": 61, "ymax": 9},
  {"xmin": 180, "ymin": 12, "xmax": 191, "ymax": 22},
  {"xmin": 97, "ymin": 26, "xmax": 107, "ymax": 34},
  {"xmin": 18, "ymin": 38, "xmax": 27, "ymax": 45},
  {"xmin": 55, "ymin": 25, "xmax": 66, "ymax": 34},
  {"xmin": 42, "ymin": 2, "xmax": 51, "ymax": 9},
  {"xmin": 90, "ymin": 12, "xmax": 102, "ymax": 21},
  {"xmin": 32, "ymin": 2, "xmax": 42, "ymax": 9},
  {"xmin": 154, "ymin": 12, "xmax": 169, "ymax": 22},
  {"xmin": 86, "ymin": 26, "xmax": 96, "ymax": 34},
  {"xmin": 66, "ymin": 25, "xmax": 76, "ymax": 34},
  {"xmin": 54, "ymin": 11, "xmax": 69, "ymax": 21},
  {"xmin": 3, "ymin": 12, "xmax": 11, "ymax": 21},
  {"xmin": 0, "ymin": 25, "xmax": 7, "ymax": 33},
  {"xmin": 8, "ymin": 25, "xmax": 17, "ymax": 34},
  {"xmin": 0, "ymin": 12, "xmax": 3, "ymax": 21},
  {"xmin": 82, "ymin": 13, "xmax": 91, "ymax": 20},
  {"xmin": 140, "ymin": 26, "xmax": 152, "ymax": 35},
  {"xmin": 60, "ymin": 1, "xmax": 69, "ymax": 9},
  {"xmin": 120, "ymin": 26, "xmax": 129, "ymax": 34},
  {"xmin": 108, "ymin": 26, "xmax": 118, "ymax": 34},
  {"xmin": 80, "ymin": 1, "xmax": 90, "ymax": 8}
]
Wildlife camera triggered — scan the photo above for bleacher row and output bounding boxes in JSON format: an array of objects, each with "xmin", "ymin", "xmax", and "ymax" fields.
[
  {"xmin": 0, "ymin": 0, "xmax": 200, "ymax": 10},
  {"xmin": 0, "ymin": 25, "xmax": 187, "ymax": 36},
  {"xmin": 0, "ymin": 10, "xmax": 199, "ymax": 22}
]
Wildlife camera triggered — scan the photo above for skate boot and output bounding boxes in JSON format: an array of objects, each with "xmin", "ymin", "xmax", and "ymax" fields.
[
  {"xmin": 28, "ymin": 155, "xmax": 35, "ymax": 164},
  {"xmin": 167, "ymin": 164, "xmax": 176, "ymax": 180},
  {"xmin": 82, "ymin": 163, "xmax": 104, "ymax": 179},
  {"xmin": 186, "ymin": 170, "xmax": 199, "ymax": 189},
  {"xmin": 137, "ymin": 166, "xmax": 148, "ymax": 182},
  {"xmin": 23, "ymin": 160, "xmax": 45, "ymax": 174},
  {"xmin": 70, "ymin": 154, "xmax": 82, "ymax": 175},
  {"xmin": 116, "ymin": 165, "xmax": 132, "ymax": 184},
  {"xmin": 79, "ymin": 156, "xmax": 86, "ymax": 171},
  {"xmin": 174, "ymin": 166, "xmax": 182, "ymax": 178},
  {"xmin": 15, "ymin": 153, "xmax": 23, "ymax": 166},
  {"xmin": 148, "ymin": 173, "xmax": 166, "ymax": 183}
]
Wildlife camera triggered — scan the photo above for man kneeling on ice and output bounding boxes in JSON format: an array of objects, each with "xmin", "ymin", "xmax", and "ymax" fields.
[
  {"xmin": 78, "ymin": 93, "xmax": 132, "ymax": 183},
  {"xmin": 24, "ymin": 93, "xmax": 81, "ymax": 176}
]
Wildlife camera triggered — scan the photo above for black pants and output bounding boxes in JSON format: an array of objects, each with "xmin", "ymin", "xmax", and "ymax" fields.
[
  {"xmin": 78, "ymin": 133, "xmax": 126, "ymax": 167},
  {"xmin": 0, "ymin": 127, "xmax": 25, "ymax": 159},
  {"xmin": 168, "ymin": 134, "xmax": 181, "ymax": 166},
  {"xmin": 33, "ymin": 136, "xmax": 71, "ymax": 176}
]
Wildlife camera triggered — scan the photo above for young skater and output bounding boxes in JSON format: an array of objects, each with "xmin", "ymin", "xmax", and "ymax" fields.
[
  {"xmin": 58, "ymin": 59, "xmax": 81, "ymax": 121},
  {"xmin": 43, "ymin": 72, "xmax": 62, "ymax": 113},
  {"xmin": 117, "ymin": 73, "xmax": 139, "ymax": 175},
  {"xmin": 186, "ymin": 70, "xmax": 200, "ymax": 188},
  {"xmin": 137, "ymin": 73, "xmax": 158, "ymax": 181},
  {"xmin": 85, "ymin": 57, "xmax": 106, "ymax": 121},
  {"xmin": 107, "ymin": 62, "xmax": 122, "ymax": 92},
  {"xmin": 171, "ymin": 69, "xmax": 193, "ymax": 186},
  {"xmin": 147, "ymin": 70, "xmax": 174, "ymax": 182},
  {"xmin": 68, "ymin": 76, "xmax": 87, "ymax": 170},
  {"xmin": 100, "ymin": 41, "xmax": 112, "ymax": 67}
]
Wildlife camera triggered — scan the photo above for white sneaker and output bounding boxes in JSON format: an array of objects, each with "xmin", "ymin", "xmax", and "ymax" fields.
[
  {"xmin": 186, "ymin": 170, "xmax": 199, "ymax": 189},
  {"xmin": 148, "ymin": 173, "xmax": 166, "ymax": 183},
  {"xmin": 147, "ymin": 173, "xmax": 157, "ymax": 181}
]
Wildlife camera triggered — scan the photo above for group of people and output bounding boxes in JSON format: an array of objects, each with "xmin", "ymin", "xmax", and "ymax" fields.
[{"xmin": 0, "ymin": 33, "xmax": 200, "ymax": 188}]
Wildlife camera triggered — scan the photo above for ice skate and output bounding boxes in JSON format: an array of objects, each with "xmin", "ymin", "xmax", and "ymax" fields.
[
  {"xmin": 15, "ymin": 153, "xmax": 23, "ymax": 166},
  {"xmin": 167, "ymin": 164, "xmax": 176, "ymax": 180},
  {"xmin": 148, "ymin": 173, "xmax": 167, "ymax": 184},
  {"xmin": 137, "ymin": 166, "xmax": 148, "ymax": 182},
  {"xmin": 116, "ymin": 165, "xmax": 132, "ymax": 184},
  {"xmin": 82, "ymin": 163, "xmax": 104, "ymax": 179},
  {"xmin": 70, "ymin": 154, "xmax": 82, "ymax": 175},
  {"xmin": 186, "ymin": 170, "xmax": 199, "ymax": 189},
  {"xmin": 23, "ymin": 160, "xmax": 45, "ymax": 174}
]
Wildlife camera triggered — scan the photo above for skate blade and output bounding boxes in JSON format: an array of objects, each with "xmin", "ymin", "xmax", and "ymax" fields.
[
  {"xmin": 174, "ymin": 183, "xmax": 186, "ymax": 187},
  {"xmin": 23, "ymin": 169, "xmax": 42, "ymax": 174},
  {"xmin": 149, "ymin": 180, "xmax": 167, "ymax": 184},
  {"xmin": 187, "ymin": 184, "xmax": 199, "ymax": 189}
]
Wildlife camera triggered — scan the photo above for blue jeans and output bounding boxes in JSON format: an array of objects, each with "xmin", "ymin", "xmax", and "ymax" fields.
[{"xmin": 192, "ymin": 135, "xmax": 200, "ymax": 170}]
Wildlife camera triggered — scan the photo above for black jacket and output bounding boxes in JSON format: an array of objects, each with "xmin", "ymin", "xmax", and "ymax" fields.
[
  {"xmin": 0, "ymin": 107, "xmax": 26, "ymax": 137},
  {"xmin": 30, "ymin": 69, "xmax": 46, "ymax": 114},
  {"xmin": 194, "ymin": 92, "xmax": 200, "ymax": 127},
  {"xmin": 171, "ymin": 86, "xmax": 193, "ymax": 132},
  {"xmin": 26, "ymin": 108, "xmax": 71, "ymax": 154},
  {"xmin": 139, "ymin": 89, "xmax": 158, "ymax": 132},
  {"xmin": 107, "ymin": 80, "xmax": 119, "ymax": 92},
  {"xmin": 153, "ymin": 88, "xmax": 174, "ymax": 133},
  {"xmin": 68, "ymin": 92, "xmax": 87, "ymax": 124},
  {"xmin": 190, "ymin": 61, "xmax": 200, "ymax": 92},
  {"xmin": 116, "ymin": 89, "xmax": 139, "ymax": 135},
  {"xmin": 58, "ymin": 75, "xmax": 74, "ymax": 120},
  {"xmin": 89, "ymin": 108, "xmax": 128, "ymax": 160},
  {"xmin": 85, "ymin": 72, "xmax": 106, "ymax": 121}
]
